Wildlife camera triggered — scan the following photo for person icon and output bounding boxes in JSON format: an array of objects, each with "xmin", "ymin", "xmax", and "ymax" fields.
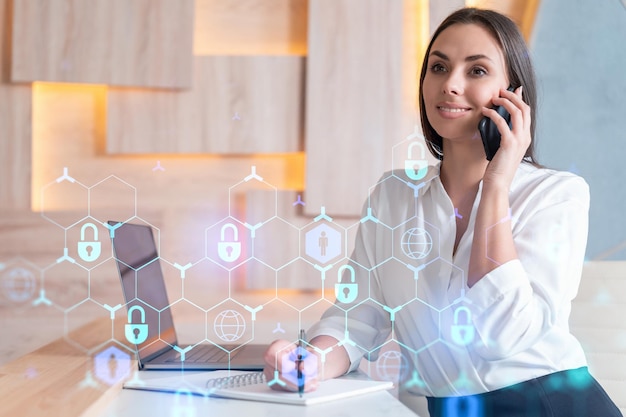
[{"xmin": 319, "ymin": 231, "xmax": 328, "ymax": 256}]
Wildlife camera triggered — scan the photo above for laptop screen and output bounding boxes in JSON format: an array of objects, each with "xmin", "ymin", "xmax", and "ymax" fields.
[{"xmin": 109, "ymin": 221, "xmax": 176, "ymax": 361}]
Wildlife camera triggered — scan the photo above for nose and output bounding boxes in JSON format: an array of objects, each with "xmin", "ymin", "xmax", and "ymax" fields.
[{"xmin": 442, "ymin": 73, "xmax": 464, "ymax": 96}]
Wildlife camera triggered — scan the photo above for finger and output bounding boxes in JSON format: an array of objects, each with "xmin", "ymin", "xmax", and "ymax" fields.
[
  {"xmin": 491, "ymin": 95, "xmax": 522, "ymax": 126},
  {"xmin": 283, "ymin": 355, "xmax": 321, "ymax": 391},
  {"xmin": 489, "ymin": 101, "xmax": 526, "ymax": 142},
  {"xmin": 264, "ymin": 340, "xmax": 295, "ymax": 377},
  {"xmin": 496, "ymin": 87, "xmax": 531, "ymax": 132},
  {"xmin": 264, "ymin": 340, "xmax": 321, "ymax": 392},
  {"xmin": 481, "ymin": 106, "xmax": 513, "ymax": 137}
]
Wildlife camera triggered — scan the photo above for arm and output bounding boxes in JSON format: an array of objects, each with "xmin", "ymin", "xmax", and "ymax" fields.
[
  {"xmin": 467, "ymin": 183, "xmax": 517, "ymax": 287},
  {"xmin": 264, "ymin": 180, "xmax": 395, "ymax": 390},
  {"xmin": 466, "ymin": 175, "xmax": 590, "ymax": 359},
  {"xmin": 468, "ymin": 86, "xmax": 530, "ymax": 287},
  {"xmin": 465, "ymin": 86, "xmax": 589, "ymax": 359}
]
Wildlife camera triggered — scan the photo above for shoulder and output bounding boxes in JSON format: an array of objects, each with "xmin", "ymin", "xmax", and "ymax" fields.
[
  {"xmin": 511, "ymin": 163, "xmax": 590, "ymax": 208},
  {"xmin": 363, "ymin": 165, "xmax": 441, "ymax": 218},
  {"xmin": 373, "ymin": 165, "xmax": 441, "ymax": 196}
]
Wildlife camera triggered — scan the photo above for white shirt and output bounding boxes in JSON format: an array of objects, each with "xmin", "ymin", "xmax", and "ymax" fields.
[{"xmin": 308, "ymin": 162, "xmax": 590, "ymax": 397}]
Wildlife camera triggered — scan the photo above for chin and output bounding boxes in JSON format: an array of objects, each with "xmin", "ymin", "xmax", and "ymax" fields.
[
  {"xmin": 430, "ymin": 121, "xmax": 481, "ymax": 142},
  {"xmin": 432, "ymin": 127, "xmax": 472, "ymax": 141}
]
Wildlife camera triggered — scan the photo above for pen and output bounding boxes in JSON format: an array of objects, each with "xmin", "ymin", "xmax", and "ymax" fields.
[{"xmin": 297, "ymin": 328, "xmax": 305, "ymax": 397}]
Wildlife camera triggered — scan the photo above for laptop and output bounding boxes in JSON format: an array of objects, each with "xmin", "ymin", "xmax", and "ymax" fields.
[{"xmin": 108, "ymin": 220, "xmax": 267, "ymax": 370}]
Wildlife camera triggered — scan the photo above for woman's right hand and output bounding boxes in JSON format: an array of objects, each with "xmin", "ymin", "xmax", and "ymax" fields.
[{"xmin": 263, "ymin": 339, "xmax": 320, "ymax": 392}]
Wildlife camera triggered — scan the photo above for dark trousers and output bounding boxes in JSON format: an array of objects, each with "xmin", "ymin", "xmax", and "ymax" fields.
[{"xmin": 427, "ymin": 367, "xmax": 622, "ymax": 417}]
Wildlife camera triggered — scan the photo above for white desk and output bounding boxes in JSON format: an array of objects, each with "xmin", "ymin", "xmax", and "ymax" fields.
[
  {"xmin": 0, "ymin": 317, "xmax": 419, "ymax": 417},
  {"xmin": 94, "ymin": 371, "xmax": 419, "ymax": 417}
]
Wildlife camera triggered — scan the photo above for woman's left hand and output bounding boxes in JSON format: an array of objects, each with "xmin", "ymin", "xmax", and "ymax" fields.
[{"xmin": 481, "ymin": 86, "xmax": 531, "ymax": 190}]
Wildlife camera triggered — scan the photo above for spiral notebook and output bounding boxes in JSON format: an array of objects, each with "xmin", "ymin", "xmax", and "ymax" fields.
[{"xmin": 124, "ymin": 371, "xmax": 393, "ymax": 406}]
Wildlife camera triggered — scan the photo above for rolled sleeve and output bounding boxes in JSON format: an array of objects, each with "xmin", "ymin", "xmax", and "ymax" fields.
[
  {"xmin": 466, "ymin": 175, "xmax": 590, "ymax": 360},
  {"xmin": 307, "ymin": 315, "xmax": 372, "ymax": 373}
]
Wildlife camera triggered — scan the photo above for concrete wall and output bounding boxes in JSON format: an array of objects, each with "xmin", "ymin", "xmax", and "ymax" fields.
[{"xmin": 531, "ymin": 0, "xmax": 626, "ymax": 259}]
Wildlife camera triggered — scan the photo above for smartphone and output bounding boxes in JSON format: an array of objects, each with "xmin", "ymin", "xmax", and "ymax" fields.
[{"xmin": 478, "ymin": 85, "xmax": 516, "ymax": 160}]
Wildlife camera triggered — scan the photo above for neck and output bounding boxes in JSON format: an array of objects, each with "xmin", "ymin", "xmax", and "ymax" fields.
[{"xmin": 439, "ymin": 137, "xmax": 489, "ymax": 201}]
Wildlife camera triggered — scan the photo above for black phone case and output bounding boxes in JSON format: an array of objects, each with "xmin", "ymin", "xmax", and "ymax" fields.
[{"xmin": 478, "ymin": 86, "xmax": 515, "ymax": 160}]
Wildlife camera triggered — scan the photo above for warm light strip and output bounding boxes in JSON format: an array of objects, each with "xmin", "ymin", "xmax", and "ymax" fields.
[
  {"xmin": 521, "ymin": 0, "xmax": 541, "ymax": 42},
  {"xmin": 31, "ymin": 82, "xmax": 306, "ymax": 211},
  {"xmin": 31, "ymin": 82, "xmax": 108, "ymax": 211},
  {"xmin": 417, "ymin": 0, "xmax": 430, "ymax": 63}
]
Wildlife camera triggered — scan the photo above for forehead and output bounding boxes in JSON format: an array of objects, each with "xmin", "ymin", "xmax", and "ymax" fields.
[{"xmin": 431, "ymin": 23, "xmax": 505, "ymax": 63}]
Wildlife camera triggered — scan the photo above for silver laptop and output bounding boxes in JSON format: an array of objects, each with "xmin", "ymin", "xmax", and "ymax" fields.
[{"xmin": 109, "ymin": 221, "xmax": 266, "ymax": 370}]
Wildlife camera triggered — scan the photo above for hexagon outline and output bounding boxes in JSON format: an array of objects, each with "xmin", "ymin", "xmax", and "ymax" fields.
[{"xmin": 87, "ymin": 174, "xmax": 138, "ymax": 223}]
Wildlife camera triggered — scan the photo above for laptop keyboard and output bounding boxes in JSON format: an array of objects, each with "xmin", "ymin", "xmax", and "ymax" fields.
[{"xmin": 165, "ymin": 345, "xmax": 241, "ymax": 363}]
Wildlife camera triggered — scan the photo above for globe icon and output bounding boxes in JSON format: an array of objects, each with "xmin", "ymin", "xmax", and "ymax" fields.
[
  {"xmin": 376, "ymin": 350, "xmax": 408, "ymax": 382},
  {"xmin": 214, "ymin": 309, "xmax": 246, "ymax": 342},
  {"xmin": 1, "ymin": 267, "xmax": 36, "ymax": 303},
  {"xmin": 400, "ymin": 227, "xmax": 433, "ymax": 260}
]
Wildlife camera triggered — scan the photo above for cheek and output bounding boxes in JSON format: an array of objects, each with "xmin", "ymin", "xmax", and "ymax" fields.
[
  {"xmin": 468, "ymin": 84, "xmax": 504, "ymax": 109},
  {"xmin": 421, "ymin": 76, "xmax": 438, "ymax": 104},
  {"xmin": 480, "ymin": 93, "xmax": 498, "ymax": 108}
]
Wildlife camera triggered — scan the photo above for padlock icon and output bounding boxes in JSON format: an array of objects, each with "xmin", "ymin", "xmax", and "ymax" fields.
[
  {"xmin": 125, "ymin": 305, "xmax": 149, "ymax": 344},
  {"xmin": 217, "ymin": 223, "xmax": 241, "ymax": 262},
  {"xmin": 404, "ymin": 142, "xmax": 428, "ymax": 180},
  {"xmin": 77, "ymin": 222, "xmax": 101, "ymax": 262},
  {"xmin": 173, "ymin": 387, "xmax": 196, "ymax": 417},
  {"xmin": 451, "ymin": 306, "xmax": 475, "ymax": 346},
  {"xmin": 335, "ymin": 265, "xmax": 358, "ymax": 304}
]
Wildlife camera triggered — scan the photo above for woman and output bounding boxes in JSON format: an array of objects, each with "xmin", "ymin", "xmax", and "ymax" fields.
[{"xmin": 264, "ymin": 8, "xmax": 622, "ymax": 416}]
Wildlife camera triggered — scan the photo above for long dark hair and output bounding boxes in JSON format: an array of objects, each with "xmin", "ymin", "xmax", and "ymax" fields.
[{"xmin": 418, "ymin": 8, "xmax": 539, "ymax": 165}]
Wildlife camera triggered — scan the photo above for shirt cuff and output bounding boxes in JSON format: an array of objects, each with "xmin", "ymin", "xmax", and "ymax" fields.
[{"xmin": 307, "ymin": 319, "xmax": 365, "ymax": 374}]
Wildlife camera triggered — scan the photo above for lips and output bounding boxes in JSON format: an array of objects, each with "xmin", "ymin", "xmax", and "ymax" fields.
[
  {"xmin": 437, "ymin": 106, "xmax": 470, "ymax": 113},
  {"xmin": 435, "ymin": 102, "xmax": 472, "ymax": 119},
  {"xmin": 436, "ymin": 102, "xmax": 471, "ymax": 113}
]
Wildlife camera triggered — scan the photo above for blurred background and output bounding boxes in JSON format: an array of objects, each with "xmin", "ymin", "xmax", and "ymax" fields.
[{"xmin": 0, "ymin": 0, "xmax": 625, "ymax": 410}]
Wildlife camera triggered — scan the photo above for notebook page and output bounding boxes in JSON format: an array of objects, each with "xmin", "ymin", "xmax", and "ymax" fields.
[{"xmin": 124, "ymin": 371, "xmax": 393, "ymax": 406}]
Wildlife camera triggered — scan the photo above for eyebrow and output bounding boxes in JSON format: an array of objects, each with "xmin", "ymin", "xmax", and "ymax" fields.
[{"xmin": 429, "ymin": 50, "xmax": 493, "ymax": 63}]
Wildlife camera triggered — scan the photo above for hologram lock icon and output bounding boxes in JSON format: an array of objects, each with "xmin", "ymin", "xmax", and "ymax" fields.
[
  {"xmin": 217, "ymin": 223, "xmax": 241, "ymax": 262},
  {"xmin": 335, "ymin": 265, "xmax": 358, "ymax": 304},
  {"xmin": 125, "ymin": 305, "xmax": 149, "ymax": 344},
  {"xmin": 404, "ymin": 141, "xmax": 428, "ymax": 181},
  {"xmin": 451, "ymin": 306, "xmax": 475, "ymax": 346},
  {"xmin": 77, "ymin": 222, "xmax": 101, "ymax": 262}
]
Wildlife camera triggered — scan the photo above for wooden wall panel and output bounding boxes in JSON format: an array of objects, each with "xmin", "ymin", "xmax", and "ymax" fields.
[
  {"xmin": 107, "ymin": 56, "xmax": 305, "ymax": 154},
  {"xmin": 0, "ymin": 0, "xmax": 31, "ymax": 210},
  {"xmin": 304, "ymin": 0, "xmax": 421, "ymax": 216},
  {"xmin": 27, "ymin": 83, "xmax": 305, "ymax": 266},
  {"xmin": 194, "ymin": 0, "xmax": 308, "ymax": 55},
  {"xmin": 11, "ymin": 0, "xmax": 194, "ymax": 88}
]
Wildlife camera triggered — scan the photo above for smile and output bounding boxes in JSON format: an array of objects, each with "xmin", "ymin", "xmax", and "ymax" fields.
[{"xmin": 437, "ymin": 106, "xmax": 470, "ymax": 113}]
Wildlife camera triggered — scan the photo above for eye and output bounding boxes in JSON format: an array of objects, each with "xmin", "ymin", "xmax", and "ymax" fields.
[
  {"xmin": 429, "ymin": 63, "xmax": 447, "ymax": 73},
  {"xmin": 470, "ymin": 66, "xmax": 487, "ymax": 77}
]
